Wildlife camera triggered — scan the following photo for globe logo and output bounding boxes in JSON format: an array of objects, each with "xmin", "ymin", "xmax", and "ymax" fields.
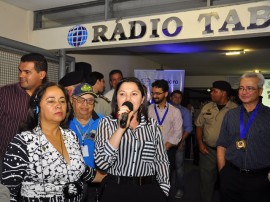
[{"xmin": 67, "ymin": 25, "xmax": 88, "ymax": 47}]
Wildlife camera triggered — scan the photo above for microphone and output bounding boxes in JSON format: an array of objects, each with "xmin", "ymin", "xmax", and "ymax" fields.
[{"xmin": 120, "ymin": 101, "xmax": 133, "ymax": 128}]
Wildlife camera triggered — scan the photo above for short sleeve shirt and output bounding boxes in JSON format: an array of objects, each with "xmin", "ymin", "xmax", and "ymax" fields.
[{"xmin": 195, "ymin": 100, "xmax": 237, "ymax": 147}]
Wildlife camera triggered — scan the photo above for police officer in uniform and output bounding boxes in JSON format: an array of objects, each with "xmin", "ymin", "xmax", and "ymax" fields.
[{"xmin": 195, "ymin": 81, "xmax": 237, "ymax": 202}]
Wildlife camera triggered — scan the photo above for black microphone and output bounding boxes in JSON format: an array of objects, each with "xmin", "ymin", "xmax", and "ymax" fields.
[{"xmin": 120, "ymin": 101, "xmax": 133, "ymax": 128}]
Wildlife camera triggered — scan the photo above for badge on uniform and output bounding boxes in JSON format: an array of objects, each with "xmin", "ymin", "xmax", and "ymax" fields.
[{"xmin": 236, "ymin": 139, "xmax": 246, "ymax": 149}]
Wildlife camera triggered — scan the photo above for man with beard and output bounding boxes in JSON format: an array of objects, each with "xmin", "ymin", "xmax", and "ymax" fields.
[
  {"xmin": 0, "ymin": 53, "xmax": 47, "ymax": 177},
  {"xmin": 195, "ymin": 81, "xmax": 237, "ymax": 202},
  {"xmin": 148, "ymin": 79, "xmax": 183, "ymax": 181}
]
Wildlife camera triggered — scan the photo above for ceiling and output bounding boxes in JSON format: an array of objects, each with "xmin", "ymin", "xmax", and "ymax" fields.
[
  {"xmin": 67, "ymin": 35, "xmax": 270, "ymax": 76},
  {"xmin": 0, "ymin": 0, "xmax": 96, "ymax": 10},
  {"xmin": 2, "ymin": 0, "xmax": 270, "ymax": 76}
]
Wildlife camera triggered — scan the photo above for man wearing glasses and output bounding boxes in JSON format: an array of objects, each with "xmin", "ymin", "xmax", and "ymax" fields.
[
  {"xmin": 69, "ymin": 83, "xmax": 104, "ymax": 202},
  {"xmin": 148, "ymin": 79, "xmax": 183, "ymax": 183},
  {"xmin": 195, "ymin": 80, "xmax": 237, "ymax": 202},
  {"xmin": 217, "ymin": 72, "xmax": 270, "ymax": 202}
]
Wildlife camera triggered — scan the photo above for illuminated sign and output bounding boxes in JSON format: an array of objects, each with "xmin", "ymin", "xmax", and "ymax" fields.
[{"xmin": 66, "ymin": 4, "xmax": 269, "ymax": 48}]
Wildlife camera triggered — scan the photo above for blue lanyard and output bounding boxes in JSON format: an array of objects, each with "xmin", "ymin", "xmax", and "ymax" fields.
[
  {"xmin": 75, "ymin": 119, "xmax": 91, "ymax": 146},
  {"xmin": 154, "ymin": 104, "xmax": 169, "ymax": 126},
  {"xmin": 240, "ymin": 103, "xmax": 259, "ymax": 139}
]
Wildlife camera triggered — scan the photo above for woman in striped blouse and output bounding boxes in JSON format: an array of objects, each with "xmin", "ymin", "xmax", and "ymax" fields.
[{"xmin": 94, "ymin": 77, "xmax": 170, "ymax": 202}]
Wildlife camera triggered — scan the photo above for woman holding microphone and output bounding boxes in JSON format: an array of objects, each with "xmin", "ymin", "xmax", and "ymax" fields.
[{"xmin": 94, "ymin": 77, "xmax": 170, "ymax": 202}]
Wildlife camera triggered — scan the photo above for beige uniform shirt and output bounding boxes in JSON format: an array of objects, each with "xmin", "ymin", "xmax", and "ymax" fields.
[
  {"xmin": 95, "ymin": 95, "xmax": 112, "ymax": 116},
  {"xmin": 195, "ymin": 100, "xmax": 237, "ymax": 147}
]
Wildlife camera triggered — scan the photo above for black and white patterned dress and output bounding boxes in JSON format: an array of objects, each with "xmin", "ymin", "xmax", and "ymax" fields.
[{"xmin": 2, "ymin": 126, "xmax": 92, "ymax": 202}]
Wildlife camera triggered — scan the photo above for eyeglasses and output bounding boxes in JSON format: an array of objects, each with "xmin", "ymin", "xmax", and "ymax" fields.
[
  {"xmin": 151, "ymin": 92, "xmax": 164, "ymax": 96},
  {"xmin": 73, "ymin": 96, "xmax": 95, "ymax": 105},
  {"xmin": 238, "ymin": 86, "xmax": 258, "ymax": 93}
]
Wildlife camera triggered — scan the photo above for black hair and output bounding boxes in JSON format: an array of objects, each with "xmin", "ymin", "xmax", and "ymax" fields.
[
  {"xmin": 87, "ymin": 71, "xmax": 104, "ymax": 86},
  {"xmin": 151, "ymin": 79, "xmax": 169, "ymax": 92},
  {"xmin": 170, "ymin": 90, "xmax": 183, "ymax": 97},
  {"xmin": 19, "ymin": 82, "xmax": 71, "ymax": 132},
  {"xmin": 111, "ymin": 77, "xmax": 148, "ymax": 123},
  {"xmin": 109, "ymin": 70, "xmax": 123, "ymax": 81},
  {"xmin": 21, "ymin": 53, "xmax": 48, "ymax": 83}
]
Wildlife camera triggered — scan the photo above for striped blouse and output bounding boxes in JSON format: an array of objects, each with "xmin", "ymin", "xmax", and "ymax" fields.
[{"xmin": 94, "ymin": 115, "xmax": 170, "ymax": 195}]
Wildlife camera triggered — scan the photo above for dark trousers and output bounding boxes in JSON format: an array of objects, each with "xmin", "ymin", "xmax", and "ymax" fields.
[
  {"xmin": 220, "ymin": 163, "xmax": 270, "ymax": 202},
  {"xmin": 167, "ymin": 146, "xmax": 177, "ymax": 179},
  {"xmin": 99, "ymin": 176, "xmax": 167, "ymax": 202},
  {"xmin": 185, "ymin": 132, "xmax": 199, "ymax": 164},
  {"xmin": 83, "ymin": 183, "xmax": 100, "ymax": 202}
]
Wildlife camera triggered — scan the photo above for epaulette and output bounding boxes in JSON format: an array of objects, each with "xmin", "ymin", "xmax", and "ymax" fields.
[{"xmin": 98, "ymin": 95, "xmax": 111, "ymax": 103}]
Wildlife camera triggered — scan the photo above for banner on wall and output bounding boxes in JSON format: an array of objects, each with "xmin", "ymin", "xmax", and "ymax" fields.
[{"xmin": 134, "ymin": 69, "xmax": 185, "ymax": 102}]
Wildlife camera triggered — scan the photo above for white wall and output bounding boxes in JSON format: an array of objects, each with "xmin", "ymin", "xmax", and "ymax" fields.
[
  {"xmin": 0, "ymin": 1, "xmax": 32, "ymax": 44},
  {"xmin": 185, "ymin": 76, "xmax": 229, "ymax": 88},
  {"xmin": 0, "ymin": 1, "xmax": 240, "ymax": 90},
  {"xmin": 30, "ymin": 1, "xmax": 270, "ymax": 50},
  {"xmin": 70, "ymin": 54, "xmax": 232, "ymax": 89},
  {"xmin": 71, "ymin": 54, "xmax": 161, "ymax": 90}
]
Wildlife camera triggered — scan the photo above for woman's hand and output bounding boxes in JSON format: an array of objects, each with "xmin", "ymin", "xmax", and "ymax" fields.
[
  {"xmin": 117, "ymin": 105, "xmax": 134, "ymax": 130},
  {"xmin": 92, "ymin": 170, "xmax": 107, "ymax": 183}
]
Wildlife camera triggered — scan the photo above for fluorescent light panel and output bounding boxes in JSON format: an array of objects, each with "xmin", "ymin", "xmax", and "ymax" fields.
[{"xmin": 225, "ymin": 50, "xmax": 245, "ymax": 56}]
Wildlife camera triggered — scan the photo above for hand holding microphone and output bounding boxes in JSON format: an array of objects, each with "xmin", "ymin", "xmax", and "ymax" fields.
[{"xmin": 119, "ymin": 101, "xmax": 133, "ymax": 128}]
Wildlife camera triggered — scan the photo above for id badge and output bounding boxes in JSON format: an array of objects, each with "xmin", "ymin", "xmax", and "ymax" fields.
[{"xmin": 81, "ymin": 145, "xmax": 89, "ymax": 157}]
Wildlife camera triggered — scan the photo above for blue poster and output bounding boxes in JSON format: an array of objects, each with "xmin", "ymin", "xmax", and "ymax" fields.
[{"xmin": 134, "ymin": 69, "xmax": 185, "ymax": 102}]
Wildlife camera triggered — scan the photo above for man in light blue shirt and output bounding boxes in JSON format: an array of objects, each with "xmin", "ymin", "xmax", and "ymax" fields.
[
  {"xmin": 69, "ymin": 83, "xmax": 104, "ymax": 168},
  {"xmin": 69, "ymin": 83, "xmax": 104, "ymax": 202},
  {"xmin": 170, "ymin": 90, "xmax": 193, "ymax": 199}
]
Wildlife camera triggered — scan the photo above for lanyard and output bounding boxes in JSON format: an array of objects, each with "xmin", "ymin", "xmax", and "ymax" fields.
[
  {"xmin": 240, "ymin": 103, "xmax": 259, "ymax": 139},
  {"xmin": 154, "ymin": 104, "xmax": 169, "ymax": 126},
  {"xmin": 75, "ymin": 120, "xmax": 92, "ymax": 146}
]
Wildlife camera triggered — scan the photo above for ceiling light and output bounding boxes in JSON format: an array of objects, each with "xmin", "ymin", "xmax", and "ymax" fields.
[
  {"xmin": 225, "ymin": 50, "xmax": 245, "ymax": 56},
  {"xmin": 254, "ymin": 69, "xmax": 261, "ymax": 73}
]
